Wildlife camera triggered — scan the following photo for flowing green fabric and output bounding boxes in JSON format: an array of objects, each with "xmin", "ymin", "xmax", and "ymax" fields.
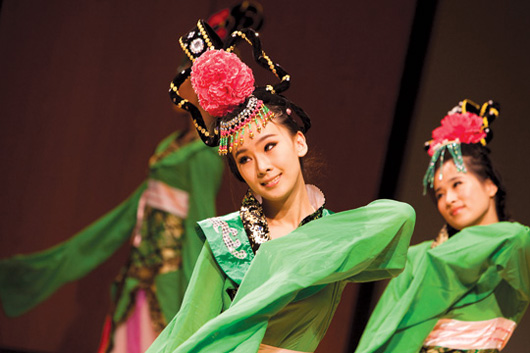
[
  {"xmin": 0, "ymin": 183, "xmax": 146, "ymax": 317},
  {"xmin": 146, "ymin": 199, "xmax": 416, "ymax": 353},
  {"xmin": 355, "ymin": 222, "xmax": 530, "ymax": 353},
  {"xmin": 0, "ymin": 132, "xmax": 223, "ymax": 321}
]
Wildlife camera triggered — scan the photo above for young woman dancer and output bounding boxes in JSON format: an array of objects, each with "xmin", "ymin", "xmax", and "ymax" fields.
[
  {"xmin": 146, "ymin": 20, "xmax": 416, "ymax": 353},
  {"xmin": 356, "ymin": 99, "xmax": 530, "ymax": 353}
]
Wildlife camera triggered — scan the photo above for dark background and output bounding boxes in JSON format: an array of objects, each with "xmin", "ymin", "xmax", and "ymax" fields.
[{"xmin": 0, "ymin": 1, "xmax": 528, "ymax": 352}]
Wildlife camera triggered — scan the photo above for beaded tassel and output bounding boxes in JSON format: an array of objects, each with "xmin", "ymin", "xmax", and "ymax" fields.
[
  {"xmin": 218, "ymin": 97, "xmax": 274, "ymax": 155},
  {"xmin": 248, "ymin": 122, "xmax": 254, "ymax": 139},
  {"xmin": 422, "ymin": 141, "xmax": 467, "ymax": 194}
]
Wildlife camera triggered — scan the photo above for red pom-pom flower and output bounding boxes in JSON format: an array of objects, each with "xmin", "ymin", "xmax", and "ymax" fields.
[
  {"xmin": 428, "ymin": 112, "xmax": 486, "ymax": 156},
  {"xmin": 191, "ymin": 49, "xmax": 255, "ymax": 117}
]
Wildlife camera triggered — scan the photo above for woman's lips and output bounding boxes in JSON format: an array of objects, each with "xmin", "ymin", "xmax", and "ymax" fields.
[
  {"xmin": 450, "ymin": 206, "xmax": 464, "ymax": 216},
  {"xmin": 261, "ymin": 174, "xmax": 281, "ymax": 187}
]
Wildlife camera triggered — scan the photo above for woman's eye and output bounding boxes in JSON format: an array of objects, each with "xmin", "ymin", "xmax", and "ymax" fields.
[
  {"xmin": 264, "ymin": 142, "xmax": 276, "ymax": 151},
  {"xmin": 238, "ymin": 156, "xmax": 249, "ymax": 164},
  {"xmin": 453, "ymin": 181, "xmax": 462, "ymax": 188},
  {"xmin": 435, "ymin": 193, "xmax": 443, "ymax": 200}
]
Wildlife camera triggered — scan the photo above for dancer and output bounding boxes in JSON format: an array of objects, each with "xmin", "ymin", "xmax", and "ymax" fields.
[
  {"xmin": 0, "ymin": 101, "xmax": 224, "ymax": 353},
  {"xmin": 145, "ymin": 20, "xmax": 416, "ymax": 353},
  {"xmin": 356, "ymin": 99, "xmax": 530, "ymax": 353}
]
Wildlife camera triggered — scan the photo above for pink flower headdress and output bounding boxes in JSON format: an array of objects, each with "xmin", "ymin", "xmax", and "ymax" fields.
[
  {"xmin": 427, "ymin": 112, "xmax": 487, "ymax": 156},
  {"xmin": 168, "ymin": 20, "xmax": 307, "ymax": 155},
  {"xmin": 191, "ymin": 49, "xmax": 255, "ymax": 117},
  {"xmin": 423, "ymin": 99, "xmax": 500, "ymax": 192}
]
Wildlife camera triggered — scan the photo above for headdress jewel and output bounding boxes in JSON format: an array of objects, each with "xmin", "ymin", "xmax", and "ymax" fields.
[{"xmin": 422, "ymin": 99, "xmax": 500, "ymax": 193}]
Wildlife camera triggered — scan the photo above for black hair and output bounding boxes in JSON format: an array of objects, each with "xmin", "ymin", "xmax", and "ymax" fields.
[{"xmin": 430, "ymin": 143, "xmax": 509, "ymax": 235}]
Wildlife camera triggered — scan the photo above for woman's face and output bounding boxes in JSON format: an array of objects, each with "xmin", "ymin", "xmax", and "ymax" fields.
[
  {"xmin": 232, "ymin": 119, "xmax": 308, "ymax": 203},
  {"xmin": 433, "ymin": 159, "xmax": 499, "ymax": 230}
]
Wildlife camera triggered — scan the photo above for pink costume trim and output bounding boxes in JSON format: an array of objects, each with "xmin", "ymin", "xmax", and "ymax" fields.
[
  {"xmin": 133, "ymin": 179, "xmax": 189, "ymax": 247},
  {"xmin": 110, "ymin": 289, "xmax": 157, "ymax": 353},
  {"xmin": 423, "ymin": 317, "xmax": 516, "ymax": 350},
  {"xmin": 258, "ymin": 343, "xmax": 311, "ymax": 353}
]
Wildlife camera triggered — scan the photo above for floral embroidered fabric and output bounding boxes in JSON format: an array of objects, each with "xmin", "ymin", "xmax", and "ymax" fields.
[
  {"xmin": 114, "ymin": 206, "xmax": 185, "ymax": 332},
  {"xmin": 240, "ymin": 190, "xmax": 271, "ymax": 253},
  {"xmin": 431, "ymin": 224, "xmax": 450, "ymax": 249}
]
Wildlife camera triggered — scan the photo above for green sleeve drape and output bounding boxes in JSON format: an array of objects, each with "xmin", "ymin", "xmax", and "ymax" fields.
[
  {"xmin": 0, "ymin": 184, "xmax": 146, "ymax": 317},
  {"xmin": 0, "ymin": 134, "xmax": 224, "ymax": 321},
  {"xmin": 146, "ymin": 199, "xmax": 416, "ymax": 353},
  {"xmin": 180, "ymin": 144, "xmax": 224, "ymax": 282},
  {"xmin": 355, "ymin": 221, "xmax": 530, "ymax": 353},
  {"xmin": 146, "ymin": 243, "xmax": 235, "ymax": 352}
]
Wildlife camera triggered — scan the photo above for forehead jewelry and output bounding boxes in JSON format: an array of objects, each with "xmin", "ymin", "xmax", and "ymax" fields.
[
  {"xmin": 422, "ymin": 140, "xmax": 466, "ymax": 194},
  {"xmin": 219, "ymin": 96, "xmax": 275, "ymax": 155}
]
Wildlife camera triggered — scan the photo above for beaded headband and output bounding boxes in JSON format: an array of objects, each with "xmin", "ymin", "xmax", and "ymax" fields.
[
  {"xmin": 218, "ymin": 96, "xmax": 275, "ymax": 154},
  {"xmin": 422, "ymin": 99, "xmax": 500, "ymax": 193},
  {"xmin": 169, "ymin": 20, "xmax": 310, "ymax": 155}
]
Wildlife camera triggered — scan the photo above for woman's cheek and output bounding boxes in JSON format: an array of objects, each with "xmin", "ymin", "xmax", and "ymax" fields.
[{"xmin": 238, "ymin": 164, "xmax": 251, "ymax": 180}]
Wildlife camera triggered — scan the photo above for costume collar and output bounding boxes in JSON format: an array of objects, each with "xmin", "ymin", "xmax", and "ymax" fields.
[
  {"xmin": 240, "ymin": 185, "xmax": 326, "ymax": 252},
  {"xmin": 431, "ymin": 224, "xmax": 449, "ymax": 249}
]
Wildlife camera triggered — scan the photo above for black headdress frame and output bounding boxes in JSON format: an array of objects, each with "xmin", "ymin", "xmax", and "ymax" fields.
[
  {"xmin": 169, "ymin": 20, "xmax": 311, "ymax": 147},
  {"xmin": 457, "ymin": 99, "xmax": 499, "ymax": 145}
]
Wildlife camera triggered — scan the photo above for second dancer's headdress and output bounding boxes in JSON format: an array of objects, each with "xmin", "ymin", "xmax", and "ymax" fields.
[
  {"xmin": 169, "ymin": 20, "xmax": 310, "ymax": 155},
  {"xmin": 422, "ymin": 99, "xmax": 500, "ymax": 193}
]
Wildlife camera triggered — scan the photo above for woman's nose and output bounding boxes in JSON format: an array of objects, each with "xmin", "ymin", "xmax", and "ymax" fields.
[
  {"xmin": 445, "ymin": 189, "xmax": 458, "ymax": 204},
  {"xmin": 256, "ymin": 156, "xmax": 272, "ymax": 175}
]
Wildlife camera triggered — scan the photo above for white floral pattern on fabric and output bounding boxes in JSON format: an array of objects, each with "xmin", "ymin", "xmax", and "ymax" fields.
[{"xmin": 210, "ymin": 217, "xmax": 248, "ymax": 259}]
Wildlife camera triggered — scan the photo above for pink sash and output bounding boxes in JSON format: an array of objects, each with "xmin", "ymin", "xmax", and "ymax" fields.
[
  {"xmin": 424, "ymin": 317, "xmax": 516, "ymax": 350},
  {"xmin": 133, "ymin": 179, "xmax": 189, "ymax": 247}
]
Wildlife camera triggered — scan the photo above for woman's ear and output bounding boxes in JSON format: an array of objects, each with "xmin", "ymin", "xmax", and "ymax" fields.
[
  {"xmin": 295, "ymin": 131, "xmax": 308, "ymax": 157},
  {"xmin": 484, "ymin": 178, "xmax": 498, "ymax": 198}
]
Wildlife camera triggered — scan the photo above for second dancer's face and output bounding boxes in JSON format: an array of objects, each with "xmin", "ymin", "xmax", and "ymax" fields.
[
  {"xmin": 232, "ymin": 120, "xmax": 308, "ymax": 204},
  {"xmin": 434, "ymin": 159, "xmax": 499, "ymax": 230}
]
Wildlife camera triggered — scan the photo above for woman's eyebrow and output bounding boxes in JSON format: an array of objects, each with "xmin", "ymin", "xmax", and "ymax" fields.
[{"xmin": 234, "ymin": 133, "xmax": 276, "ymax": 158}]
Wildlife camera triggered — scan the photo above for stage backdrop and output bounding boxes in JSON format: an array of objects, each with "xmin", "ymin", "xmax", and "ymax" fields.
[{"xmin": 0, "ymin": 1, "xmax": 417, "ymax": 352}]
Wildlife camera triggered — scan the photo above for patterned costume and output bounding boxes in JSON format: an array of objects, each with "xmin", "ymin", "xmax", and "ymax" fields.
[
  {"xmin": 145, "ymin": 187, "xmax": 416, "ymax": 353},
  {"xmin": 0, "ymin": 132, "xmax": 223, "ymax": 352}
]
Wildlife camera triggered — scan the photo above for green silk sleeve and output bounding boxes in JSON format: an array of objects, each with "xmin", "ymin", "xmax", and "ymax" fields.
[
  {"xmin": 0, "ymin": 182, "xmax": 147, "ymax": 317},
  {"xmin": 152, "ymin": 199, "xmax": 415, "ymax": 353},
  {"xmin": 355, "ymin": 221, "xmax": 530, "ymax": 353},
  {"xmin": 182, "ymin": 145, "xmax": 224, "ymax": 280},
  {"xmin": 146, "ymin": 242, "xmax": 231, "ymax": 353}
]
